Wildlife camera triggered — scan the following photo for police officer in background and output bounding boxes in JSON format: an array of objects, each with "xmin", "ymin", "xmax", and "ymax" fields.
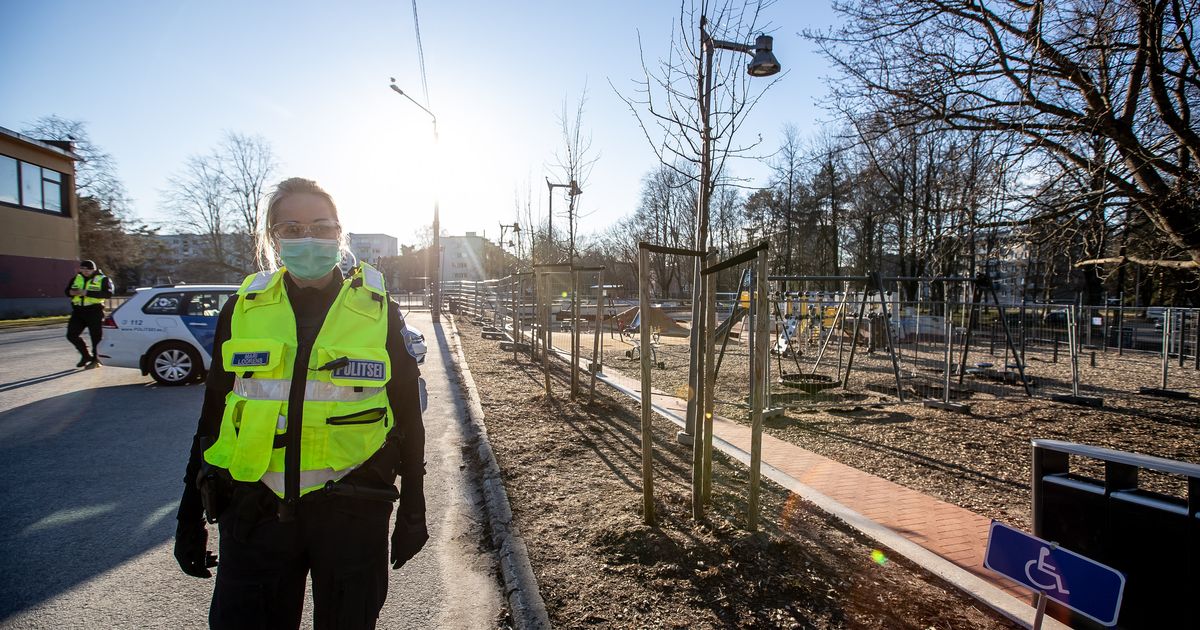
[
  {"xmin": 173, "ymin": 177, "xmax": 428, "ymax": 629},
  {"xmin": 65, "ymin": 259, "xmax": 113, "ymax": 367}
]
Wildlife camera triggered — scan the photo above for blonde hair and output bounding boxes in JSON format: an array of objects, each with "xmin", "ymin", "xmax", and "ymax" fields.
[{"xmin": 255, "ymin": 177, "xmax": 348, "ymax": 271}]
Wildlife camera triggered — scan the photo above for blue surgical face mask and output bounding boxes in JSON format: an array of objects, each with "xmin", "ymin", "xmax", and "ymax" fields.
[{"xmin": 278, "ymin": 238, "xmax": 342, "ymax": 280}]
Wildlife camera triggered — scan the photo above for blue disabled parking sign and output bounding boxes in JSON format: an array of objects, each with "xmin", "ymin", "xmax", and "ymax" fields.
[{"xmin": 984, "ymin": 521, "xmax": 1126, "ymax": 627}]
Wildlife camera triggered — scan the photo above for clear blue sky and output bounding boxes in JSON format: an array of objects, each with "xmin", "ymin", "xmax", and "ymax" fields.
[{"xmin": 1, "ymin": 0, "xmax": 841, "ymax": 246}]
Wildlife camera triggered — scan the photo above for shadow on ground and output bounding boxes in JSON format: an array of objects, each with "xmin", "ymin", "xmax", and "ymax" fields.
[{"xmin": 0, "ymin": 382, "xmax": 203, "ymax": 621}]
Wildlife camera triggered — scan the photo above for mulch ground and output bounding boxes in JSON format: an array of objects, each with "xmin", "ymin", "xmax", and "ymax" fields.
[{"xmin": 456, "ymin": 318, "xmax": 1019, "ymax": 629}]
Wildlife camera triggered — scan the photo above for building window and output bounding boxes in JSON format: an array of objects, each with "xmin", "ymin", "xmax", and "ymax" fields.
[
  {"xmin": 0, "ymin": 155, "xmax": 17, "ymax": 204},
  {"xmin": 0, "ymin": 153, "xmax": 66, "ymax": 214},
  {"xmin": 42, "ymin": 169, "xmax": 62, "ymax": 213},
  {"xmin": 21, "ymin": 162, "xmax": 42, "ymax": 209}
]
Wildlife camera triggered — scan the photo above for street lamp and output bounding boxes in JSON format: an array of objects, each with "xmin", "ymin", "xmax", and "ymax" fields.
[
  {"xmin": 389, "ymin": 77, "xmax": 442, "ymax": 323},
  {"xmin": 683, "ymin": 18, "xmax": 780, "ymax": 442},
  {"xmin": 499, "ymin": 222, "xmax": 522, "ymax": 270},
  {"xmin": 545, "ymin": 178, "xmax": 581, "ymax": 263}
]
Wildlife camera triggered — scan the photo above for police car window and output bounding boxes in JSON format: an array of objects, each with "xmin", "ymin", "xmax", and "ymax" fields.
[
  {"xmin": 185, "ymin": 292, "xmax": 224, "ymax": 317},
  {"xmin": 143, "ymin": 292, "xmax": 185, "ymax": 315}
]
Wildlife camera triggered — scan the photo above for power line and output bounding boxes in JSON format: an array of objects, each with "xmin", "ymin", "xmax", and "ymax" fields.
[{"xmin": 411, "ymin": 0, "xmax": 432, "ymax": 109}]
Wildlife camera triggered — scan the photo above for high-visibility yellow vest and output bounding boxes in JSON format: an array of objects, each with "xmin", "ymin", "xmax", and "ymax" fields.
[
  {"xmin": 204, "ymin": 263, "xmax": 393, "ymax": 498},
  {"xmin": 71, "ymin": 274, "xmax": 106, "ymax": 306}
]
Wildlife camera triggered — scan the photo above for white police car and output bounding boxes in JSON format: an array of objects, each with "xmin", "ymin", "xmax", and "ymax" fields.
[
  {"xmin": 98, "ymin": 284, "xmax": 428, "ymax": 385},
  {"xmin": 98, "ymin": 285, "xmax": 239, "ymax": 385}
]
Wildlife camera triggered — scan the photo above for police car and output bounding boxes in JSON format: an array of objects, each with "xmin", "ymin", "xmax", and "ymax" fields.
[
  {"xmin": 98, "ymin": 285, "xmax": 428, "ymax": 386},
  {"xmin": 97, "ymin": 285, "xmax": 239, "ymax": 385}
]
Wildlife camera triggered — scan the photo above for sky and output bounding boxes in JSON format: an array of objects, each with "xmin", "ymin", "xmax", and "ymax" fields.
[{"xmin": 1, "ymin": 0, "xmax": 843, "ymax": 247}]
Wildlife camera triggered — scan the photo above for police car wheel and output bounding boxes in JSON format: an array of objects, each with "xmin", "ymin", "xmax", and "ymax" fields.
[{"xmin": 149, "ymin": 342, "xmax": 200, "ymax": 386}]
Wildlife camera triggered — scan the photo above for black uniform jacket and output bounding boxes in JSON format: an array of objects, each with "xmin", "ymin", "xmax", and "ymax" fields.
[{"xmin": 177, "ymin": 272, "xmax": 426, "ymax": 523}]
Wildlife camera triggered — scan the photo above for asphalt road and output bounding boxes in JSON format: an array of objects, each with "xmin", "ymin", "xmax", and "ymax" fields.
[{"xmin": 0, "ymin": 312, "xmax": 501, "ymax": 629}]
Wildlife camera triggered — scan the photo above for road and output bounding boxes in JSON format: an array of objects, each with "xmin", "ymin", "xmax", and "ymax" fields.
[{"xmin": 0, "ymin": 311, "xmax": 501, "ymax": 629}]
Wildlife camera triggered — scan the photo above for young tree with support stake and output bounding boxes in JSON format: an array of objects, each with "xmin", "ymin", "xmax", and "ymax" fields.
[{"xmin": 613, "ymin": 0, "xmax": 781, "ymax": 475}]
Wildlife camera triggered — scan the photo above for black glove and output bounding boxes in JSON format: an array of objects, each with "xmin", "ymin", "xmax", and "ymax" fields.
[
  {"xmin": 174, "ymin": 519, "xmax": 218, "ymax": 578},
  {"xmin": 390, "ymin": 512, "xmax": 429, "ymax": 569}
]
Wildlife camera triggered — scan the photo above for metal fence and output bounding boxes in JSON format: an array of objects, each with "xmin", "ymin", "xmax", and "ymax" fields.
[
  {"xmin": 438, "ymin": 277, "xmax": 1200, "ymax": 408},
  {"xmin": 766, "ymin": 295, "xmax": 1200, "ymax": 409},
  {"xmin": 388, "ymin": 291, "xmax": 430, "ymax": 311}
]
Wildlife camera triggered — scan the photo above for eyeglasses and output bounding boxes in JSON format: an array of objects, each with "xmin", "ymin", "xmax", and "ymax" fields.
[{"xmin": 270, "ymin": 221, "xmax": 341, "ymax": 239}]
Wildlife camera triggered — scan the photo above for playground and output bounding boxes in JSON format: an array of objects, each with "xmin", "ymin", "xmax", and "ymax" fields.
[
  {"xmin": 446, "ymin": 273, "xmax": 1200, "ymax": 534},
  {"xmin": 549, "ymin": 295, "xmax": 1200, "ymax": 530},
  {"xmin": 444, "ymin": 265, "xmax": 1199, "ymax": 626}
]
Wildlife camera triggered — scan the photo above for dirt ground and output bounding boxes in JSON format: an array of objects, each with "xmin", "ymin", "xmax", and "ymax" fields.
[
  {"xmin": 580, "ymin": 328, "xmax": 1200, "ymax": 532},
  {"xmin": 456, "ymin": 318, "xmax": 1019, "ymax": 629}
]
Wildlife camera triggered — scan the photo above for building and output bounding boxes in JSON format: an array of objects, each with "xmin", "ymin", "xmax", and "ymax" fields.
[
  {"xmin": 348, "ymin": 233, "xmax": 398, "ymax": 266},
  {"xmin": 133, "ymin": 233, "xmax": 248, "ymax": 286},
  {"xmin": 0, "ymin": 126, "xmax": 80, "ymax": 317},
  {"xmin": 441, "ymin": 231, "xmax": 491, "ymax": 282}
]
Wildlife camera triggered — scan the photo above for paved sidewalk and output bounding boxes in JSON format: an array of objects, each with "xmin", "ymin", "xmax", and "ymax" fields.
[{"xmin": 582, "ymin": 361, "xmax": 1042, "ymax": 619}]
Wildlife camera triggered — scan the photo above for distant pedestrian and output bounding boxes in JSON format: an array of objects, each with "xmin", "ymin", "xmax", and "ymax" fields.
[{"xmin": 65, "ymin": 259, "xmax": 113, "ymax": 367}]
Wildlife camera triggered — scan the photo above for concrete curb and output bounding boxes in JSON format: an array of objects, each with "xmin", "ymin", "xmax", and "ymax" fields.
[
  {"xmin": 0, "ymin": 317, "xmax": 69, "ymax": 330},
  {"xmin": 444, "ymin": 315, "xmax": 550, "ymax": 630}
]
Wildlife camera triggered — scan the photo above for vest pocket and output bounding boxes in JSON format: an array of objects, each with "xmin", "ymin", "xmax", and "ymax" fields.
[
  {"xmin": 227, "ymin": 400, "xmax": 284, "ymax": 482},
  {"xmin": 327, "ymin": 407, "xmax": 387, "ymax": 426},
  {"xmin": 324, "ymin": 401, "xmax": 390, "ymax": 471},
  {"xmin": 317, "ymin": 347, "xmax": 391, "ymax": 388},
  {"xmin": 222, "ymin": 338, "xmax": 286, "ymax": 375}
]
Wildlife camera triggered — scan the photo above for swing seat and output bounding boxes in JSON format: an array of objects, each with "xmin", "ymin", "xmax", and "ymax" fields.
[{"xmin": 777, "ymin": 372, "xmax": 838, "ymax": 393}]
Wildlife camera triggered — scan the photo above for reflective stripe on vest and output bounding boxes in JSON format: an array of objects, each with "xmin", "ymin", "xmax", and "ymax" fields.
[
  {"xmin": 244, "ymin": 271, "xmax": 273, "ymax": 293},
  {"xmin": 234, "ymin": 377, "xmax": 383, "ymax": 403},
  {"xmin": 71, "ymin": 274, "xmax": 106, "ymax": 306},
  {"xmin": 203, "ymin": 262, "xmax": 393, "ymax": 498},
  {"xmin": 259, "ymin": 466, "xmax": 358, "ymax": 496}
]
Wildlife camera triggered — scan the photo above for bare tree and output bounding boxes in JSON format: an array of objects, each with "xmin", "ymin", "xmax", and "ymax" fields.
[
  {"xmin": 554, "ymin": 87, "xmax": 599, "ymax": 262},
  {"xmin": 217, "ymin": 132, "xmax": 277, "ymax": 254},
  {"xmin": 164, "ymin": 153, "xmax": 239, "ymax": 276},
  {"xmin": 811, "ymin": 0, "xmax": 1200, "ymax": 269},
  {"xmin": 23, "ymin": 115, "xmax": 130, "ymax": 214},
  {"xmin": 770, "ymin": 124, "xmax": 803, "ymax": 272},
  {"xmin": 22, "ymin": 116, "xmax": 156, "ymax": 285}
]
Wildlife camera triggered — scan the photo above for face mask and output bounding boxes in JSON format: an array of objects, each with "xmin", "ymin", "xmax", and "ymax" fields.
[{"xmin": 278, "ymin": 238, "xmax": 342, "ymax": 280}]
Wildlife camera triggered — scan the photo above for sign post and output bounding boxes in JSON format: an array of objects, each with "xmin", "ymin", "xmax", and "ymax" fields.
[{"xmin": 984, "ymin": 521, "xmax": 1125, "ymax": 627}]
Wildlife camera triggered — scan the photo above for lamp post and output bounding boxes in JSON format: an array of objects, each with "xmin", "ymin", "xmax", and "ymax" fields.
[
  {"xmin": 682, "ymin": 18, "xmax": 780, "ymax": 442},
  {"xmin": 545, "ymin": 178, "xmax": 581, "ymax": 264},
  {"xmin": 390, "ymin": 77, "xmax": 442, "ymax": 323},
  {"xmin": 499, "ymin": 222, "xmax": 522, "ymax": 270}
]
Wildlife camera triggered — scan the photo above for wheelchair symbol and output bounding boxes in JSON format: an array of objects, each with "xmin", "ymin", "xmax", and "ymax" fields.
[{"xmin": 1025, "ymin": 546, "xmax": 1070, "ymax": 595}]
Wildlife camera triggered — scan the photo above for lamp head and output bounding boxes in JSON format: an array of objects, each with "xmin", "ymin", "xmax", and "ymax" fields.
[
  {"xmin": 747, "ymin": 34, "xmax": 780, "ymax": 77},
  {"xmin": 568, "ymin": 180, "xmax": 582, "ymax": 196}
]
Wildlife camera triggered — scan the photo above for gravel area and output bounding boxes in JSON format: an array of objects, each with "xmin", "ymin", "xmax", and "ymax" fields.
[{"xmin": 457, "ymin": 318, "xmax": 1019, "ymax": 629}]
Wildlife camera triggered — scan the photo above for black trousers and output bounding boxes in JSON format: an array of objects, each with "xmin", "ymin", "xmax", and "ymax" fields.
[
  {"xmin": 210, "ymin": 483, "xmax": 393, "ymax": 630},
  {"xmin": 66, "ymin": 305, "xmax": 103, "ymax": 358}
]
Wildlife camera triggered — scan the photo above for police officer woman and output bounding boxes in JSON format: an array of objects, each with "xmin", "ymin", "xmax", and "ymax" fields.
[{"xmin": 173, "ymin": 177, "xmax": 428, "ymax": 629}]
